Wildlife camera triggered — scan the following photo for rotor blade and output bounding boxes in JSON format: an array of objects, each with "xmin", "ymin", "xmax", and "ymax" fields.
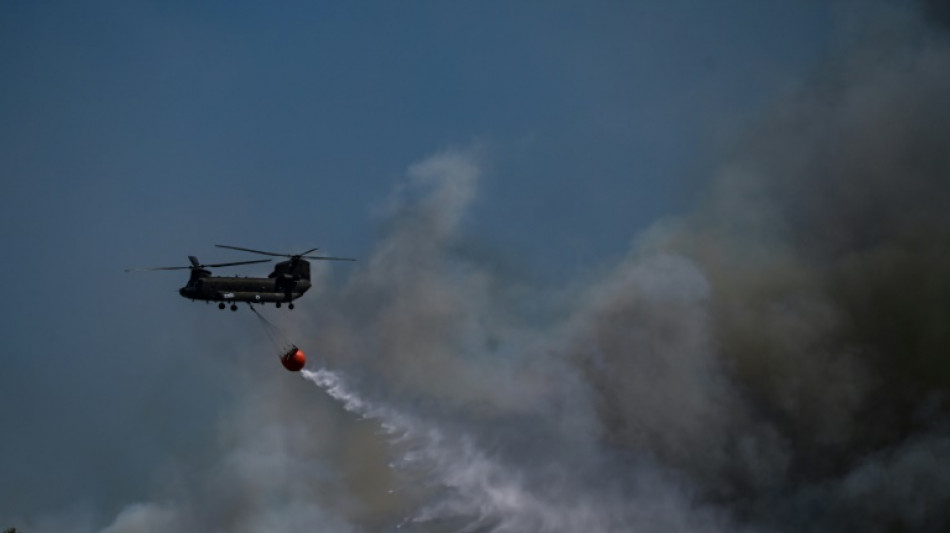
[
  {"xmin": 188, "ymin": 256, "xmax": 200, "ymax": 267},
  {"xmin": 215, "ymin": 244, "xmax": 289, "ymax": 257},
  {"xmin": 297, "ymin": 247, "xmax": 320, "ymax": 256},
  {"xmin": 124, "ymin": 266, "xmax": 192, "ymax": 272},
  {"xmin": 302, "ymin": 255, "xmax": 357, "ymax": 262},
  {"xmin": 202, "ymin": 259, "xmax": 272, "ymax": 268}
]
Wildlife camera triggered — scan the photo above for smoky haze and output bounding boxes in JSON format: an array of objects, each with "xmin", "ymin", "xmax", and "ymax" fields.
[{"xmin": 18, "ymin": 3, "xmax": 950, "ymax": 533}]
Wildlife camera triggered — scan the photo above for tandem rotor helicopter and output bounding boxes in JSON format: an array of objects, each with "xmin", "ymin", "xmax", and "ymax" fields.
[{"xmin": 126, "ymin": 244, "xmax": 356, "ymax": 311}]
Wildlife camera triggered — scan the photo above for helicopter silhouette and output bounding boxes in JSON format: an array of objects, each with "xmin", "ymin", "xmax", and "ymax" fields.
[{"xmin": 126, "ymin": 244, "xmax": 355, "ymax": 311}]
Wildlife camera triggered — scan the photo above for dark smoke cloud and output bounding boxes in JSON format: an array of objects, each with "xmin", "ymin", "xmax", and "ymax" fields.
[
  {"xmin": 89, "ymin": 5, "xmax": 950, "ymax": 532},
  {"xmin": 643, "ymin": 5, "xmax": 950, "ymax": 529},
  {"xmin": 920, "ymin": 0, "xmax": 950, "ymax": 31}
]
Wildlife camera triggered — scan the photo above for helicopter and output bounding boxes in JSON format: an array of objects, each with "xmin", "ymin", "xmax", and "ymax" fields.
[{"xmin": 126, "ymin": 245, "xmax": 356, "ymax": 311}]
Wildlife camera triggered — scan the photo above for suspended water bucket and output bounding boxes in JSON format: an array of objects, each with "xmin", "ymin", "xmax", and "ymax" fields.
[{"xmin": 280, "ymin": 345, "xmax": 306, "ymax": 372}]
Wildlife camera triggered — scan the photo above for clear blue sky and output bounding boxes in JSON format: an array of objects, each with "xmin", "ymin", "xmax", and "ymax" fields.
[
  {"xmin": 1, "ymin": 1, "xmax": 831, "ymax": 273},
  {"xmin": 0, "ymin": 1, "xmax": 834, "ymax": 529}
]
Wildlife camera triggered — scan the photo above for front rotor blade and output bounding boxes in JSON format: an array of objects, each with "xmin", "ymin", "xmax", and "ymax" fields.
[
  {"xmin": 124, "ymin": 266, "xmax": 191, "ymax": 272},
  {"xmin": 297, "ymin": 247, "xmax": 320, "ymax": 256},
  {"xmin": 215, "ymin": 244, "xmax": 288, "ymax": 257},
  {"xmin": 202, "ymin": 259, "xmax": 272, "ymax": 268},
  {"xmin": 188, "ymin": 256, "xmax": 200, "ymax": 267},
  {"xmin": 301, "ymin": 255, "xmax": 357, "ymax": 262}
]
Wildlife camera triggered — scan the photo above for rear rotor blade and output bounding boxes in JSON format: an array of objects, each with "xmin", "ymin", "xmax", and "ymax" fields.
[
  {"xmin": 215, "ymin": 244, "xmax": 289, "ymax": 257},
  {"xmin": 124, "ymin": 266, "xmax": 192, "ymax": 272},
  {"xmin": 188, "ymin": 255, "xmax": 200, "ymax": 267},
  {"xmin": 301, "ymin": 255, "xmax": 357, "ymax": 262},
  {"xmin": 202, "ymin": 259, "xmax": 272, "ymax": 268},
  {"xmin": 297, "ymin": 247, "xmax": 321, "ymax": 256}
]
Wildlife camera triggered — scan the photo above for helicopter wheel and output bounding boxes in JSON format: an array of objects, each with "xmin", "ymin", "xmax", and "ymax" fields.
[
  {"xmin": 288, "ymin": 303, "xmax": 295, "ymax": 310},
  {"xmin": 218, "ymin": 302, "xmax": 226, "ymax": 310},
  {"xmin": 230, "ymin": 303, "xmax": 238, "ymax": 311},
  {"xmin": 275, "ymin": 302, "xmax": 281, "ymax": 308}
]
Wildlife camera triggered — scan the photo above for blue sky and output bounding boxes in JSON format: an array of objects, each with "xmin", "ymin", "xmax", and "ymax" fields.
[
  {"xmin": 0, "ymin": 1, "xmax": 843, "ymax": 530},
  {"xmin": 1, "ymin": 1, "xmax": 831, "ymax": 273}
]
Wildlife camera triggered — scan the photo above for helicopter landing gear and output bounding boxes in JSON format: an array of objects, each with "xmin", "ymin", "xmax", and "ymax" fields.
[
  {"xmin": 230, "ymin": 303, "xmax": 238, "ymax": 311},
  {"xmin": 275, "ymin": 302, "xmax": 281, "ymax": 308},
  {"xmin": 218, "ymin": 302, "xmax": 226, "ymax": 310},
  {"xmin": 288, "ymin": 303, "xmax": 295, "ymax": 310}
]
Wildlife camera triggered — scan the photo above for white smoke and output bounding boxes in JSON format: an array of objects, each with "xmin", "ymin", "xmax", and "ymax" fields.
[
  {"xmin": 282, "ymin": 146, "xmax": 744, "ymax": 533},
  {"xmin": 99, "ymin": 504, "xmax": 177, "ymax": 533}
]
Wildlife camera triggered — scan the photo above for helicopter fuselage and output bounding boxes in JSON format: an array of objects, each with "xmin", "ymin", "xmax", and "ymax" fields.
[
  {"xmin": 127, "ymin": 246, "xmax": 353, "ymax": 310},
  {"xmin": 178, "ymin": 260, "xmax": 312, "ymax": 307},
  {"xmin": 178, "ymin": 276, "xmax": 311, "ymax": 303},
  {"xmin": 179, "ymin": 275, "xmax": 312, "ymax": 304}
]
